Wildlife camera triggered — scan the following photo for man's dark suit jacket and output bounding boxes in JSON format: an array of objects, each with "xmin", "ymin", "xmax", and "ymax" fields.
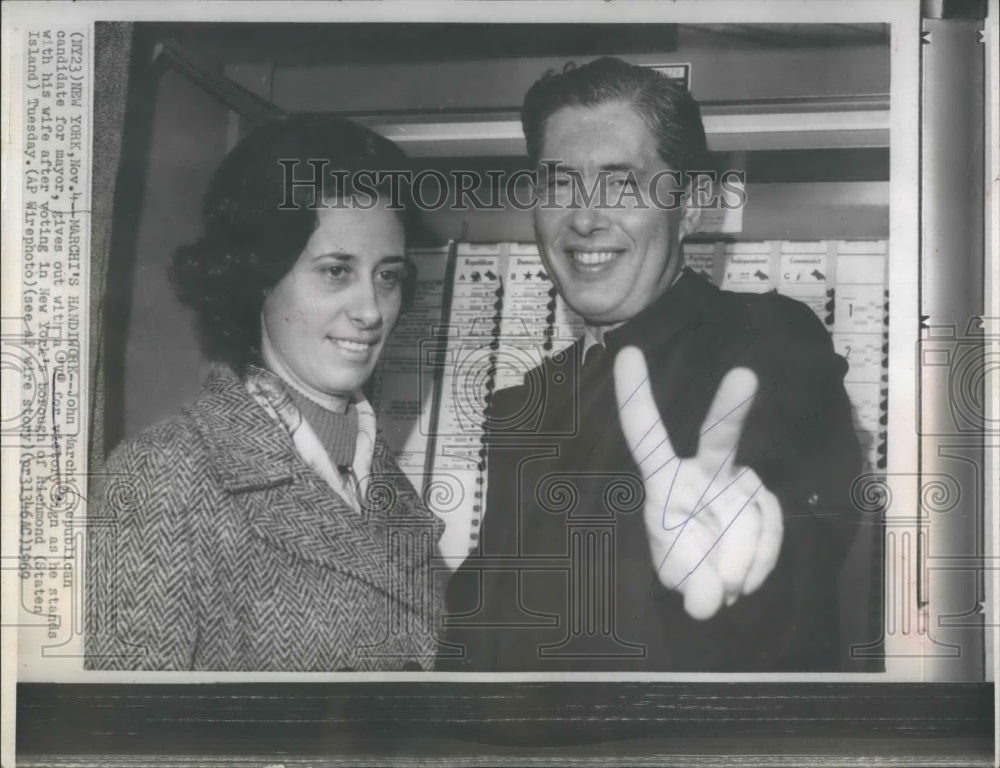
[{"xmin": 441, "ymin": 269, "xmax": 871, "ymax": 671}]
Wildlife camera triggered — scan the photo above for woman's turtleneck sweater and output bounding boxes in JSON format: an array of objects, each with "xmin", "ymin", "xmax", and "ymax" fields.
[{"xmin": 284, "ymin": 387, "xmax": 359, "ymax": 471}]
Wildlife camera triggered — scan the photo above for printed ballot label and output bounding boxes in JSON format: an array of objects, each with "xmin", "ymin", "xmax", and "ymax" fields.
[
  {"xmin": 721, "ymin": 242, "xmax": 773, "ymax": 293},
  {"xmin": 683, "ymin": 242, "xmax": 717, "ymax": 280},
  {"xmin": 498, "ymin": 242, "xmax": 583, "ymax": 391},
  {"xmin": 429, "ymin": 245, "xmax": 503, "ymax": 563},
  {"xmin": 832, "ymin": 332, "xmax": 883, "ymax": 384},
  {"xmin": 835, "ymin": 284, "xmax": 885, "ymax": 333},
  {"xmin": 371, "ymin": 247, "xmax": 451, "ymax": 489},
  {"xmin": 778, "ymin": 242, "xmax": 831, "ymax": 323},
  {"xmin": 778, "ymin": 242, "xmax": 828, "ymax": 287}
]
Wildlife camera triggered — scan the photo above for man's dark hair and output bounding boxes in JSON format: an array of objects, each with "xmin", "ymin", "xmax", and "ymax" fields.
[
  {"xmin": 521, "ymin": 56, "xmax": 710, "ymax": 177},
  {"xmin": 170, "ymin": 114, "xmax": 418, "ymax": 368}
]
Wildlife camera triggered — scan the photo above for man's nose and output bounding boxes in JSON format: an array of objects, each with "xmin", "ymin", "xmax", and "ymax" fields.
[
  {"xmin": 568, "ymin": 195, "xmax": 609, "ymax": 236},
  {"xmin": 569, "ymin": 208, "xmax": 609, "ymax": 236}
]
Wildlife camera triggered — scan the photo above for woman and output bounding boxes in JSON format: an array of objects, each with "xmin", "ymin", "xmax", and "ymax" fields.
[{"xmin": 86, "ymin": 115, "xmax": 442, "ymax": 671}]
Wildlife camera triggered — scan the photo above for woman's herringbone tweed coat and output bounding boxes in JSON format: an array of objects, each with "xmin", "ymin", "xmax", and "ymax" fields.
[{"xmin": 85, "ymin": 365, "xmax": 443, "ymax": 671}]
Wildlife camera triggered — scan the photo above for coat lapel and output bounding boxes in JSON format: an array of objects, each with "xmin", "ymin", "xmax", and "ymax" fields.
[
  {"xmin": 246, "ymin": 477, "xmax": 392, "ymax": 596},
  {"xmin": 186, "ymin": 365, "xmax": 438, "ymax": 607},
  {"xmin": 187, "ymin": 366, "xmax": 299, "ymax": 493}
]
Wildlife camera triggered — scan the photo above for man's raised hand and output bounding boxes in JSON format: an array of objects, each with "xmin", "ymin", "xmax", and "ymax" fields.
[{"xmin": 613, "ymin": 346, "xmax": 783, "ymax": 620}]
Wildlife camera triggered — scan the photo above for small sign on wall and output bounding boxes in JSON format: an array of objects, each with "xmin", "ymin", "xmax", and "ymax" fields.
[{"xmin": 645, "ymin": 62, "xmax": 691, "ymax": 90}]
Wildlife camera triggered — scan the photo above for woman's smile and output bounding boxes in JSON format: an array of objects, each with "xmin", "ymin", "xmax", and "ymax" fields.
[{"xmin": 328, "ymin": 335, "xmax": 380, "ymax": 358}]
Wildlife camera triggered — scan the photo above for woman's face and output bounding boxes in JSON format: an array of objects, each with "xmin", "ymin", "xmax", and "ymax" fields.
[{"xmin": 261, "ymin": 200, "xmax": 406, "ymax": 401}]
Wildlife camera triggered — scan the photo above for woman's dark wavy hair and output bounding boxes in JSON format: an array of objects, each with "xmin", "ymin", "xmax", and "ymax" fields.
[
  {"xmin": 170, "ymin": 114, "xmax": 418, "ymax": 367},
  {"xmin": 521, "ymin": 57, "xmax": 710, "ymax": 179}
]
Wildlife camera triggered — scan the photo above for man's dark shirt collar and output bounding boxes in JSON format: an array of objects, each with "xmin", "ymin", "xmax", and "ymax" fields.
[{"xmin": 602, "ymin": 267, "xmax": 717, "ymax": 355}]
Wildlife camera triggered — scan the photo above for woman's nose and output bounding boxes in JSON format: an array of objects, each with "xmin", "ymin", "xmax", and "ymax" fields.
[{"xmin": 346, "ymin": 280, "xmax": 383, "ymax": 328}]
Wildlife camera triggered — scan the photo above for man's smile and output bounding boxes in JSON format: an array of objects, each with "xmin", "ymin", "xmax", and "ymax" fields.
[{"xmin": 567, "ymin": 248, "xmax": 625, "ymax": 271}]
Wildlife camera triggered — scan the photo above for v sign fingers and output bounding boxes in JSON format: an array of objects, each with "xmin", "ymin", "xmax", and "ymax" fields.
[
  {"xmin": 696, "ymin": 367, "xmax": 759, "ymax": 478},
  {"xmin": 613, "ymin": 350, "xmax": 783, "ymax": 620},
  {"xmin": 614, "ymin": 346, "xmax": 678, "ymax": 479},
  {"xmin": 613, "ymin": 345, "xmax": 701, "ymax": 568},
  {"xmin": 615, "ymin": 346, "xmax": 726, "ymax": 618},
  {"xmin": 693, "ymin": 369, "xmax": 767, "ymax": 602}
]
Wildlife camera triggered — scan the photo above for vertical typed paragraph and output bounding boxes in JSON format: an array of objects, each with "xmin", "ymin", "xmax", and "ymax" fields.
[{"xmin": 17, "ymin": 26, "xmax": 91, "ymax": 665}]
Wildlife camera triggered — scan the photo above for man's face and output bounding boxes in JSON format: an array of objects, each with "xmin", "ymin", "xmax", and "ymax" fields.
[{"xmin": 533, "ymin": 100, "xmax": 696, "ymax": 327}]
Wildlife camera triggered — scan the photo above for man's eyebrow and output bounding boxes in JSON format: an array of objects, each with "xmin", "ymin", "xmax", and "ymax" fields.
[
  {"xmin": 598, "ymin": 163, "xmax": 640, "ymax": 173},
  {"xmin": 545, "ymin": 163, "xmax": 640, "ymax": 173}
]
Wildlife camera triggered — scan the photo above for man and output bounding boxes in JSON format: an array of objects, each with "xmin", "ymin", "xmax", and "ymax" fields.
[{"xmin": 441, "ymin": 57, "xmax": 867, "ymax": 671}]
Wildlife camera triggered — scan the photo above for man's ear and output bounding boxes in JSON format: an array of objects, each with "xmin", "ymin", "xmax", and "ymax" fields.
[{"xmin": 679, "ymin": 181, "xmax": 703, "ymax": 240}]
